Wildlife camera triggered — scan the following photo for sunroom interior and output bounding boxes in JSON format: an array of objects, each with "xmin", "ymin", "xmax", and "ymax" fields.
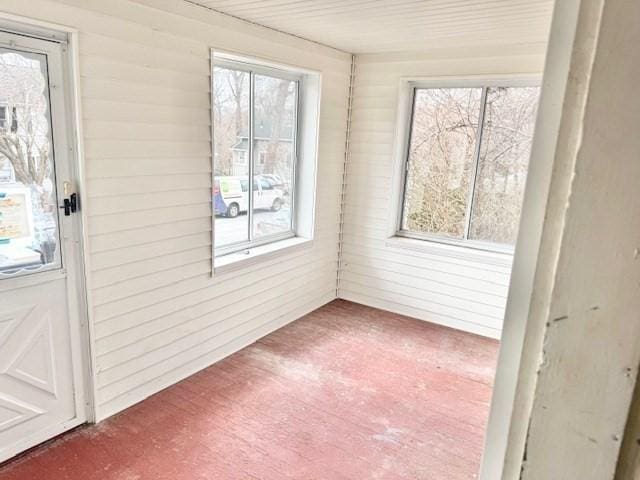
[{"xmin": 0, "ymin": 1, "xmax": 561, "ymax": 479}]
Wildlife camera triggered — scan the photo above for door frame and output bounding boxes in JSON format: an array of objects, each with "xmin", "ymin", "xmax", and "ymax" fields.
[
  {"xmin": 478, "ymin": 1, "xmax": 593, "ymax": 478},
  {"xmin": 0, "ymin": 11, "xmax": 97, "ymax": 452}
]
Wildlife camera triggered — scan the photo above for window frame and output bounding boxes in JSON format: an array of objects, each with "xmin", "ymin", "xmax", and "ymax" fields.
[
  {"xmin": 212, "ymin": 57, "xmax": 302, "ymax": 258},
  {"xmin": 395, "ymin": 76, "xmax": 541, "ymax": 255}
]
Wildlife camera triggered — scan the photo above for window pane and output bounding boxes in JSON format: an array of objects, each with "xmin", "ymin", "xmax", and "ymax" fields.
[
  {"xmin": 213, "ymin": 67, "xmax": 250, "ymax": 248},
  {"xmin": 252, "ymin": 74, "xmax": 296, "ymax": 240},
  {"xmin": 401, "ymin": 88, "xmax": 482, "ymax": 239},
  {"xmin": 469, "ymin": 87, "xmax": 540, "ymax": 245},
  {"xmin": 0, "ymin": 50, "xmax": 61, "ymax": 276}
]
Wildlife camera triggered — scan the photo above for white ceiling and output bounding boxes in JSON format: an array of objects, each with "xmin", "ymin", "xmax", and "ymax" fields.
[{"xmin": 186, "ymin": 0, "xmax": 555, "ymax": 54}]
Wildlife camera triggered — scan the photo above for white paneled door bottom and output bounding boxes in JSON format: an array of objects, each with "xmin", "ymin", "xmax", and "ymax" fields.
[{"xmin": 0, "ymin": 279, "xmax": 79, "ymax": 462}]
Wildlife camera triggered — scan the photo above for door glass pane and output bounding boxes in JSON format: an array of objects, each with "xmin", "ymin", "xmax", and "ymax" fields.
[
  {"xmin": 252, "ymin": 74, "xmax": 296, "ymax": 240},
  {"xmin": 469, "ymin": 86, "xmax": 540, "ymax": 245},
  {"xmin": 0, "ymin": 49, "xmax": 61, "ymax": 276},
  {"xmin": 213, "ymin": 66, "xmax": 250, "ymax": 249},
  {"xmin": 401, "ymin": 87, "xmax": 483, "ymax": 238}
]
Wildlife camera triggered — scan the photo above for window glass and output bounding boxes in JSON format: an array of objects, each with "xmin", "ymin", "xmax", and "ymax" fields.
[
  {"xmin": 212, "ymin": 66, "xmax": 250, "ymax": 248},
  {"xmin": 400, "ymin": 84, "xmax": 540, "ymax": 248},
  {"xmin": 469, "ymin": 87, "xmax": 540, "ymax": 244},
  {"xmin": 401, "ymin": 88, "xmax": 482, "ymax": 239},
  {"xmin": 213, "ymin": 64, "xmax": 299, "ymax": 255},
  {"xmin": 252, "ymin": 74, "xmax": 296, "ymax": 240},
  {"xmin": 0, "ymin": 49, "xmax": 61, "ymax": 275}
]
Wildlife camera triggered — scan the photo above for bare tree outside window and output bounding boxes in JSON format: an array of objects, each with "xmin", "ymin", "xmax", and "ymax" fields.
[
  {"xmin": 400, "ymin": 84, "xmax": 540, "ymax": 248},
  {"xmin": 0, "ymin": 50, "xmax": 59, "ymax": 272},
  {"xmin": 0, "ymin": 53, "xmax": 52, "ymax": 206},
  {"xmin": 469, "ymin": 87, "xmax": 540, "ymax": 244},
  {"xmin": 402, "ymin": 88, "xmax": 481, "ymax": 238},
  {"xmin": 212, "ymin": 67, "xmax": 249, "ymax": 177},
  {"xmin": 253, "ymin": 74, "xmax": 296, "ymax": 240}
]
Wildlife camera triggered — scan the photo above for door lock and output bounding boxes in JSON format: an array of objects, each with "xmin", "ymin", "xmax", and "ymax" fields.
[{"xmin": 60, "ymin": 193, "xmax": 78, "ymax": 216}]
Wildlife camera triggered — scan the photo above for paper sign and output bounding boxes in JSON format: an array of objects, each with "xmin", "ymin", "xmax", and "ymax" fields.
[{"xmin": 0, "ymin": 190, "xmax": 32, "ymax": 240}]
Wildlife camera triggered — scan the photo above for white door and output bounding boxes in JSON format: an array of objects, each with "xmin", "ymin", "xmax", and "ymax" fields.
[{"xmin": 0, "ymin": 29, "xmax": 87, "ymax": 463}]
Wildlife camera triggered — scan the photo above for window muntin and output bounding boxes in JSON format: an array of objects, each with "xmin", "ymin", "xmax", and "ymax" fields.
[
  {"xmin": 213, "ymin": 62, "xmax": 299, "ymax": 256},
  {"xmin": 399, "ymin": 84, "xmax": 540, "ymax": 250}
]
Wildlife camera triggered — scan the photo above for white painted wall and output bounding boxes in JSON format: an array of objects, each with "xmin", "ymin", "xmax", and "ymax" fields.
[
  {"xmin": 0, "ymin": 0, "xmax": 351, "ymax": 420},
  {"xmin": 338, "ymin": 45, "xmax": 546, "ymax": 339}
]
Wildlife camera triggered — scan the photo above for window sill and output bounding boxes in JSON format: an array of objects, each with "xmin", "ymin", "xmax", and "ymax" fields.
[
  {"xmin": 386, "ymin": 235, "xmax": 513, "ymax": 267},
  {"xmin": 214, "ymin": 237, "xmax": 313, "ymax": 275}
]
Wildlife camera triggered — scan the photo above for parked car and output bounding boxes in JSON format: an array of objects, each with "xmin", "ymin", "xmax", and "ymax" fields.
[
  {"xmin": 214, "ymin": 175, "xmax": 285, "ymax": 217},
  {"xmin": 260, "ymin": 174, "xmax": 288, "ymax": 193}
]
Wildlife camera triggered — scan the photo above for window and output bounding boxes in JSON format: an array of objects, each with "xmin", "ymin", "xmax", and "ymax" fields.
[
  {"xmin": 399, "ymin": 83, "xmax": 540, "ymax": 250},
  {"xmin": 212, "ymin": 55, "xmax": 308, "ymax": 260},
  {"xmin": 0, "ymin": 46, "xmax": 62, "ymax": 275}
]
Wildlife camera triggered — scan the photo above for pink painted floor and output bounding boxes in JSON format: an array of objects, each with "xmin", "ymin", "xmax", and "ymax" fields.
[{"xmin": 0, "ymin": 300, "xmax": 499, "ymax": 480}]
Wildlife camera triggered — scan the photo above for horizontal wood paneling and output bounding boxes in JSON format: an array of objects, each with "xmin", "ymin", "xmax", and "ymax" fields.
[
  {"xmin": 95, "ymin": 266, "xmax": 337, "ymax": 376},
  {"xmin": 0, "ymin": 0, "xmax": 350, "ymax": 420},
  {"xmin": 338, "ymin": 47, "xmax": 547, "ymax": 339},
  {"xmin": 99, "ymin": 289, "xmax": 337, "ymax": 418}
]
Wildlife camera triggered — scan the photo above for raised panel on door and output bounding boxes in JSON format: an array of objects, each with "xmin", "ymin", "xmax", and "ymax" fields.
[{"xmin": 0, "ymin": 279, "xmax": 75, "ymax": 452}]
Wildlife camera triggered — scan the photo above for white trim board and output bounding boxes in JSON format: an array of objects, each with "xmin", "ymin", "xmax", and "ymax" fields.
[{"xmin": 479, "ymin": 0, "xmax": 604, "ymax": 478}]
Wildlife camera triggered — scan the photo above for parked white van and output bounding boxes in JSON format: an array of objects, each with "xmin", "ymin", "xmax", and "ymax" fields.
[{"xmin": 214, "ymin": 175, "xmax": 285, "ymax": 217}]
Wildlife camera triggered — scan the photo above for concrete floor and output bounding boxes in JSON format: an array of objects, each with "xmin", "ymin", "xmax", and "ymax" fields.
[{"xmin": 0, "ymin": 300, "xmax": 499, "ymax": 479}]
